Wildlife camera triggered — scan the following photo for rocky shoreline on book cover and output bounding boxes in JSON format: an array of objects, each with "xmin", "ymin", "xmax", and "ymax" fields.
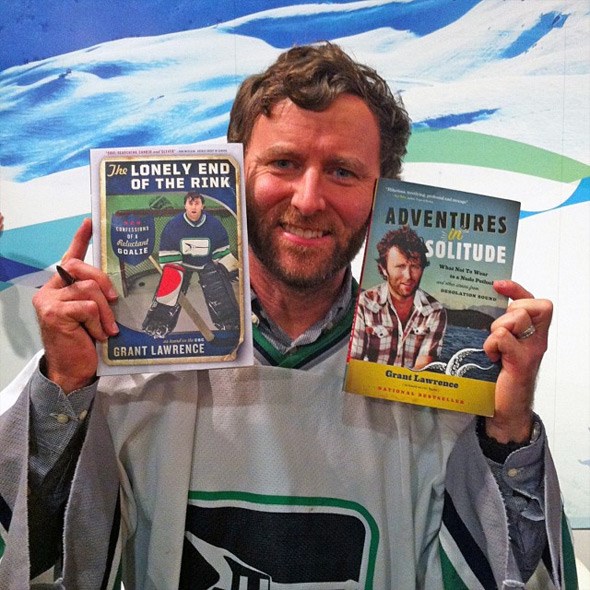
[
  {"xmin": 90, "ymin": 143, "xmax": 253, "ymax": 375},
  {"xmin": 344, "ymin": 179, "xmax": 520, "ymax": 416}
]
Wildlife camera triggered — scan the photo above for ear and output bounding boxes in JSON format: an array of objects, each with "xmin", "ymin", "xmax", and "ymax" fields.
[{"xmin": 377, "ymin": 263, "xmax": 387, "ymax": 279}]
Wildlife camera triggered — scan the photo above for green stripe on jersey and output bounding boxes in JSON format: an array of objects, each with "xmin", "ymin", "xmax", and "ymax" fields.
[{"xmin": 253, "ymin": 285, "xmax": 357, "ymax": 368}]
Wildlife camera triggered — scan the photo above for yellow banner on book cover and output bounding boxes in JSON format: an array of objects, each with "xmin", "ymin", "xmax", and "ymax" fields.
[{"xmin": 344, "ymin": 359, "xmax": 495, "ymax": 416}]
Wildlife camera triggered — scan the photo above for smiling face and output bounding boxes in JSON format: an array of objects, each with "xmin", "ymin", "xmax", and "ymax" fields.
[
  {"xmin": 381, "ymin": 246, "xmax": 424, "ymax": 302},
  {"xmin": 244, "ymin": 94, "xmax": 381, "ymax": 290}
]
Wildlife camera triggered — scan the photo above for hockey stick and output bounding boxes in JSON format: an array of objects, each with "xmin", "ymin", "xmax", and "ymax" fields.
[{"xmin": 148, "ymin": 256, "xmax": 215, "ymax": 342}]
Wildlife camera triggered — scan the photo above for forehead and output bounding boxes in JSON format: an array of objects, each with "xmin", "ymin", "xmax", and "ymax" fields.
[
  {"xmin": 186, "ymin": 197, "xmax": 202, "ymax": 204},
  {"xmin": 248, "ymin": 95, "xmax": 381, "ymax": 167}
]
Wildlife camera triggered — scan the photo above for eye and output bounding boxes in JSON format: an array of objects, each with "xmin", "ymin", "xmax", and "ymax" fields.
[
  {"xmin": 272, "ymin": 159, "xmax": 295, "ymax": 170},
  {"xmin": 332, "ymin": 167, "xmax": 356, "ymax": 179}
]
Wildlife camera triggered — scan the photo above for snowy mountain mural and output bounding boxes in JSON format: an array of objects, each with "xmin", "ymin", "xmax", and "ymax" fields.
[
  {"xmin": 0, "ymin": 0, "xmax": 588, "ymax": 526},
  {"xmin": 1, "ymin": 1, "xmax": 588, "ymax": 184}
]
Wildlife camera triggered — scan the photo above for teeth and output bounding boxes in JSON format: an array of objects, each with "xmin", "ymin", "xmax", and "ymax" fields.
[{"xmin": 284, "ymin": 224, "xmax": 324, "ymax": 239}]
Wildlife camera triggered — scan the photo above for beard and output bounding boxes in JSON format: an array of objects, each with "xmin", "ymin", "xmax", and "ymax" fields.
[{"xmin": 247, "ymin": 198, "xmax": 368, "ymax": 291}]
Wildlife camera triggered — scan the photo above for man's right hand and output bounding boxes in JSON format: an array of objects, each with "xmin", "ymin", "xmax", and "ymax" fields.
[{"xmin": 32, "ymin": 219, "xmax": 119, "ymax": 393}]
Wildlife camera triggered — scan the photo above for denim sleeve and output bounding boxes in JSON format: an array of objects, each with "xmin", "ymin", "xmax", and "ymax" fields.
[
  {"xmin": 27, "ymin": 359, "xmax": 98, "ymax": 578},
  {"xmin": 483, "ymin": 419, "xmax": 546, "ymax": 582}
]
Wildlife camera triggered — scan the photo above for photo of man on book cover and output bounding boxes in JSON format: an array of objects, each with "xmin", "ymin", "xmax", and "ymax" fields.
[{"xmin": 349, "ymin": 225, "xmax": 447, "ymax": 370}]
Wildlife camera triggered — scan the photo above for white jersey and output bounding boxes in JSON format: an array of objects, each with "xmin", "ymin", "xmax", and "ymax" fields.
[
  {"xmin": 111, "ymin": 354, "xmax": 467, "ymax": 589},
  {"xmin": 0, "ymin": 321, "xmax": 577, "ymax": 589}
]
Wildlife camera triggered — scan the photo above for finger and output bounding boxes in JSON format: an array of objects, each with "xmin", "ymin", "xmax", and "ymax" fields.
[
  {"xmin": 65, "ymin": 279, "xmax": 119, "ymax": 336},
  {"xmin": 485, "ymin": 306, "xmax": 551, "ymax": 366},
  {"xmin": 57, "ymin": 299, "xmax": 112, "ymax": 341},
  {"xmin": 486, "ymin": 304, "xmax": 548, "ymax": 364},
  {"xmin": 493, "ymin": 279, "xmax": 534, "ymax": 301},
  {"xmin": 483, "ymin": 325, "xmax": 540, "ymax": 368},
  {"xmin": 60, "ymin": 258, "xmax": 119, "ymax": 303},
  {"xmin": 61, "ymin": 218, "xmax": 92, "ymax": 264},
  {"xmin": 505, "ymin": 298, "xmax": 553, "ymax": 333},
  {"xmin": 484, "ymin": 326, "xmax": 513, "ymax": 364},
  {"xmin": 37, "ymin": 277, "xmax": 119, "ymax": 338},
  {"xmin": 484, "ymin": 321, "xmax": 527, "ymax": 364},
  {"xmin": 490, "ymin": 306, "xmax": 534, "ymax": 339}
]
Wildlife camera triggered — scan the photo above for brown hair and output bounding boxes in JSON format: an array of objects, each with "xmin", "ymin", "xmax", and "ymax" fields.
[
  {"xmin": 376, "ymin": 225, "xmax": 429, "ymax": 274},
  {"xmin": 184, "ymin": 192, "xmax": 204, "ymax": 204},
  {"xmin": 227, "ymin": 42, "xmax": 411, "ymax": 179}
]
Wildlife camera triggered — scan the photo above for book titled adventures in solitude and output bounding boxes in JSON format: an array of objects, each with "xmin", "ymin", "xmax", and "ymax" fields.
[
  {"xmin": 90, "ymin": 143, "xmax": 252, "ymax": 376},
  {"xmin": 344, "ymin": 179, "xmax": 520, "ymax": 416}
]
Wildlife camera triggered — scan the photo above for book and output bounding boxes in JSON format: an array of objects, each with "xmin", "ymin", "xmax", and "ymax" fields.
[
  {"xmin": 344, "ymin": 179, "xmax": 520, "ymax": 416},
  {"xmin": 90, "ymin": 143, "xmax": 252, "ymax": 375}
]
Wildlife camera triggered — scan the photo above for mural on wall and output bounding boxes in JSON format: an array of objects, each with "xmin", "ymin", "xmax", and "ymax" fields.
[{"xmin": 1, "ymin": 0, "xmax": 588, "ymax": 526}]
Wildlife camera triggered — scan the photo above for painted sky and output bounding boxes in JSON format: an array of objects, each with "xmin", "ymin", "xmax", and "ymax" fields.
[
  {"xmin": 1, "ymin": 0, "xmax": 587, "ymax": 185},
  {"xmin": 1, "ymin": 0, "xmax": 484, "ymax": 71}
]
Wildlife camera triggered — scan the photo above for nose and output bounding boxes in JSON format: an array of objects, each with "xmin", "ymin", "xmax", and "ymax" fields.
[{"xmin": 290, "ymin": 168, "xmax": 326, "ymax": 216}]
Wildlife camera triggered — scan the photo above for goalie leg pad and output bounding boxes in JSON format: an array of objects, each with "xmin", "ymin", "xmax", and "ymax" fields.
[
  {"xmin": 197, "ymin": 262, "xmax": 240, "ymax": 331},
  {"xmin": 142, "ymin": 264, "xmax": 191, "ymax": 338}
]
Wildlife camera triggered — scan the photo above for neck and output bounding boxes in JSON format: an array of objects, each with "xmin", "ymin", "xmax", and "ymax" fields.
[
  {"xmin": 390, "ymin": 290, "xmax": 416, "ymax": 325},
  {"xmin": 249, "ymin": 253, "xmax": 347, "ymax": 340}
]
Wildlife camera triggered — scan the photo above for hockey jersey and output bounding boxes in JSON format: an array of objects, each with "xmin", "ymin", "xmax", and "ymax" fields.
[
  {"xmin": 159, "ymin": 212, "xmax": 231, "ymax": 271},
  {"xmin": 0, "ymin": 319, "xmax": 578, "ymax": 589}
]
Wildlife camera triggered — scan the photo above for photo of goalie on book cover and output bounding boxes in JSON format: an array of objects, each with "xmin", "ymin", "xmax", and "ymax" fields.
[{"xmin": 90, "ymin": 143, "xmax": 252, "ymax": 375}]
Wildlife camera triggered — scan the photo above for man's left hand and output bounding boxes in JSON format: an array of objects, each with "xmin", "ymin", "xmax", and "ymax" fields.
[{"xmin": 483, "ymin": 280, "xmax": 553, "ymax": 443}]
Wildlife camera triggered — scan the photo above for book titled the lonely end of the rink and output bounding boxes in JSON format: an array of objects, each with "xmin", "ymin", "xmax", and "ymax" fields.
[
  {"xmin": 344, "ymin": 179, "xmax": 520, "ymax": 416},
  {"xmin": 90, "ymin": 143, "xmax": 253, "ymax": 376}
]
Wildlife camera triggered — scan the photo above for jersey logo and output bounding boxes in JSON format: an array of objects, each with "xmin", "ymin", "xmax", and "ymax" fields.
[
  {"xmin": 181, "ymin": 237, "xmax": 211, "ymax": 257},
  {"xmin": 179, "ymin": 491, "xmax": 379, "ymax": 589}
]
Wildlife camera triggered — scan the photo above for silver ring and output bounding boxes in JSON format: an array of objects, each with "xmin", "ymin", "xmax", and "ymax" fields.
[{"xmin": 517, "ymin": 324, "xmax": 536, "ymax": 340}]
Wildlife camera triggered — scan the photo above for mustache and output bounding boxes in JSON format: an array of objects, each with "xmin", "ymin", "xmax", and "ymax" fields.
[{"xmin": 275, "ymin": 206, "xmax": 338, "ymax": 233}]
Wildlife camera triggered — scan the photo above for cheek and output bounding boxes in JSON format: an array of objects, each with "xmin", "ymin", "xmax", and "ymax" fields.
[
  {"xmin": 247, "ymin": 172, "xmax": 290, "ymax": 212},
  {"xmin": 329, "ymin": 190, "xmax": 373, "ymax": 230}
]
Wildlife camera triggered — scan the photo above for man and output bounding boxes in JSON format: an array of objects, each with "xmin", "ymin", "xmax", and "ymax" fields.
[
  {"xmin": 142, "ymin": 191, "xmax": 240, "ymax": 337},
  {"xmin": 0, "ymin": 43, "xmax": 574, "ymax": 588},
  {"xmin": 350, "ymin": 225, "xmax": 446, "ymax": 368}
]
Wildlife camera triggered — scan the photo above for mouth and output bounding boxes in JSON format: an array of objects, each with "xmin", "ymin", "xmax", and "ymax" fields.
[{"xmin": 281, "ymin": 223, "xmax": 329, "ymax": 240}]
